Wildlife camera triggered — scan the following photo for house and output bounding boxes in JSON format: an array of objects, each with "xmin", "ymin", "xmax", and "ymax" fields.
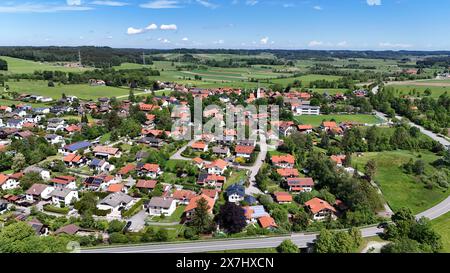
[
  {"xmin": 50, "ymin": 175, "xmax": 77, "ymax": 190},
  {"xmin": 200, "ymin": 189, "xmax": 219, "ymax": 200},
  {"xmin": 54, "ymin": 224, "xmax": 81, "ymax": 236},
  {"xmin": 212, "ymin": 146, "xmax": 231, "ymax": 157},
  {"xmin": 293, "ymin": 105, "xmax": 320, "ymax": 116},
  {"xmin": 46, "ymin": 118, "xmax": 66, "ymax": 132},
  {"xmin": 25, "ymin": 184, "xmax": 54, "ymax": 202},
  {"xmin": 135, "ymin": 179, "xmax": 158, "ymax": 192},
  {"xmin": 45, "ymin": 134, "xmax": 65, "ymax": 145},
  {"xmin": 50, "ymin": 188, "xmax": 79, "ymax": 207},
  {"xmin": 6, "ymin": 119, "xmax": 24, "ymax": 129},
  {"xmin": 225, "ymin": 184, "xmax": 245, "ymax": 203},
  {"xmin": 89, "ymin": 158, "xmax": 114, "ymax": 173},
  {"xmin": 271, "ymin": 154, "xmax": 295, "ymax": 168},
  {"xmin": 93, "ymin": 146, "xmax": 121, "ymax": 159},
  {"xmin": 13, "ymin": 130, "xmax": 34, "ymax": 140},
  {"xmin": 65, "ymin": 124, "xmax": 82, "ymax": 134},
  {"xmin": 330, "ymin": 155, "xmax": 346, "ymax": 167},
  {"xmin": 135, "ymin": 151, "xmax": 149, "ymax": 161},
  {"xmin": 83, "ymin": 174, "xmax": 116, "ymax": 191},
  {"xmin": 197, "ymin": 173, "xmax": 225, "ymax": 189},
  {"xmin": 117, "ymin": 163, "xmax": 136, "ymax": 179},
  {"xmin": 321, "ymin": 121, "xmax": 343, "ymax": 135},
  {"xmin": 63, "ymin": 153, "xmax": 86, "ymax": 167},
  {"xmin": 298, "ymin": 124, "xmax": 314, "ymax": 134},
  {"xmin": 136, "ymin": 163, "xmax": 161, "ymax": 178},
  {"xmin": 277, "ymin": 168, "xmax": 299, "ymax": 179},
  {"xmin": 27, "ymin": 218, "xmax": 48, "ymax": 236},
  {"xmin": 107, "ymin": 183, "xmax": 127, "ymax": 194},
  {"xmin": 146, "ymin": 197, "xmax": 177, "ymax": 216},
  {"xmin": 206, "ymin": 159, "xmax": 228, "ymax": 175},
  {"xmin": 184, "ymin": 194, "xmax": 215, "ymax": 220},
  {"xmin": 191, "ymin": 141, "xmax": 208, "ymax": 152},
  {"xmin": 305, "ymin": 197, "xmax": 337, "ymax": 221},
  {"xmin": 192, "ymin": 157, "xmax": 204, "ymax": 168},
  {"xmin": 0, "ymin": 200, "xmax": 8, "ymax": 214},
  {"xmin": 138, "ymin": 137, "xmax": 164, "ymax": 147},
  {"xmin": 274, "ymin": 192, "xmax": 293, "ymax": 204},
  {"xmin": 258, "ymin": 215, "xmax": 277, "ymax": 230},
  {"xmin": 243, "ymin": 205, "xmax": 269, "ymax": 223},
  {"xmin": 172, "ymin": 189, "xmax": 197, "ymax": 205},
  {"xmin": 287, "ymin": 177, "xmax": 315, "ymax": 193},
  {"xmin": 97, "ymin": 192, "xmax": 135, "ymax": 218},
  {"xmin": 235, "ymin": 145, "xmax": 255, "ymax": 158},
  {"xmin": 23, "ymin": 166, "xmax": 50, "ymax": 180},
  {"xmin": 63, "ymin": 141, "xmax": 91, "ymax": 154},
  {"xmin": 0, "ymin": 173, "xmax": 20, "ymax": 190}
]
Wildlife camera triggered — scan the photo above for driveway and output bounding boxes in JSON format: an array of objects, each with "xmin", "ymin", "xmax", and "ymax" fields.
[{"xmin": 128, "ymin": 209, "xmax": 147, "ymax": 232}]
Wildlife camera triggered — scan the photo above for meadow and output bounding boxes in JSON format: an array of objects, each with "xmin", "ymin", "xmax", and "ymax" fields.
[
  {"xmin": 0, "ymin": 56, "xmax": 90, "ymax": 74},
  {"xmin": 5, "ymin": 80, "xmax": 130, "ymax": 100},
  {"xmin": 294, "ymin": 114, "xmax": 382, "ymax": 126},
  {"xmin": 353, "ymin": 150, "xmax": 448, "ymax": 214},
  {"xmin": 431, "ymin": 212, "xmax": 450, "ymax": 252},
  {"xmin": 386, "ymin": 84, "xmax": 450, "ymax": 98}
]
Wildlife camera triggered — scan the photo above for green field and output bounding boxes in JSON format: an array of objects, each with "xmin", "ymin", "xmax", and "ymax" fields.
[
  {"xmin": 270, "ymin": 74, "xmax": 342, "ymax": 87},
  {"xmin": 0, "ymin": 56, "xmax": 90, "ymax": 74},
  {"xmin": 353, "ymin": 150, "xmax": 448, "ymax": 214},
  {"xmin": 294, "ymin": 114, "xmax": 382, "ymax": 126},
  {"xmin": 387, "ymin": 85, "xmax": 450, "ymax": 98},
  {"xmin": 431, "ymin": 212, "xmax": 450, "ymax": 253},
  {"xmin": 6, "ymin": 80, "xmax": 130, "ymax": 100}
]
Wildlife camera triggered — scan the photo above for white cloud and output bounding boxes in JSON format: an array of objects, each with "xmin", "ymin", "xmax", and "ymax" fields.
[
  {"xmin": 213, "ymin": 39, "xmax": 225, "ymax": 44},
  {"xmin": 337, "ymin": 41, "xmax": 348, "ymax": 47},
  {"xmin": 127, "ymin": 27, "xmax": 144, "ymax": 35},
  {"xmin": 182, "ymin": 37, "xmax": 189, "ymax": 41},
  {"xmin": 160, "ymin": 24, "xmax": 177, "ymax": 30},
  {"xmin": 367, "ymin": 0, "xmax": 381, "ymax": 6},
  {"xmin": 145, "ymin": 23, "xmax": 158, "ymax": 30},
  {"xmin": 313, "ymin": 5, "xmax": 322, "ymax": 10},
  {"xmin": 158, "ymin": 38, "xmax": 171, "ymax": 43},
  {"xmin": 90, "ymin": 1, "xmax": 129, "ymax": 6},
  {"xmin": 67, "ymin": 0, "xmax": 82, "ymax": 6},
  {"xmin": 379, "ymin": 42, "xmax": 412, "ymax": 48},
  {"xmin": 196, "ymin": 0, "xmax": 218, "ymax": 9},
  {"xmin": 246, "ymin": 0, "xmax": 258, "ymax": 6},
  {"xmin": 140, "ymin": 0, "xmax": 180, "ymax": 9},
  {"xmin": 308, "ymin": 40, "xmax": 323, "ymax": 47},
  {"xmin": 260, "ymin": 37, "xmax": 269, "ymax": 44}
]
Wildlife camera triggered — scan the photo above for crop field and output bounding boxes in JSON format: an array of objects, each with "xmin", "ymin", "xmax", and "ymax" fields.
[
  {"xmin": 294, "ymin": 114, "xmax": 382, "ymax": 126},
  {"xmin": 0, "ymin": 56, "xmax": 90, "ymax": 74},
  {"xmin": 353, "ymin": 150, "xmax": 448, "ymax": 214},
  {"xmin": 6, "ymin": 80, "xmax": 129, "ymax": 100},
  {"xmin": 270, "ymin": 74, "xmax": 342, "ymax": 87}
]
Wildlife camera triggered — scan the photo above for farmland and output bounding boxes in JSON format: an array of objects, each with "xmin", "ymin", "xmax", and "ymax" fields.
[
  {"xmin": 0, "ymin": 56, "xmax": 90, "ymax": 74},
  {"xmin": 5, "ymin": 80, "xmax": 130, "ymax": 100},
  {"xmin": 294, "ymin": 114, "xmax": 383, "ymax": 126}
]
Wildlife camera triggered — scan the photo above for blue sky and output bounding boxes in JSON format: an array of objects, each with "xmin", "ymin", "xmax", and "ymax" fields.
[{"xmin": 0, "ymin": 0, "xmax": 449, "ymax": 50}]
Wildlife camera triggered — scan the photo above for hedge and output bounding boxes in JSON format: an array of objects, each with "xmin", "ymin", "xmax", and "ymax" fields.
[
  {"xmin": 43, "ymin": 205, "xmax": 70, "ymax": 215},
  {"xmin": 121, "ymin": 199, "xmax": 144, "ymax": 218},
  {"xmin": 94, "ymin": 208, "xmax": 111, "ymax": 216}
]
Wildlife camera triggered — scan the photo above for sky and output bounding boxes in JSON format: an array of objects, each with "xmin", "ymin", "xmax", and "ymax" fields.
[{"xmin": 0, "ymin": 0, "xmax": 449, "ymax": 50}]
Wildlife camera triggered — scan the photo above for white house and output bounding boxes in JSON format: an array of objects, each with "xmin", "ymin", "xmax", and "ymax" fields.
[
  {"xmin": 23, "ymin": 166, "xmax": 51, "ymax": 181},
  {"xmin": 293, "ymin": 105, "xmax": 320, "ymax": 116},
  {"xmin": 45, "ymin": 134, "xmax": 65, "ymax": 145},
  {"xmin": 0, "ymin": 174, "xmax": 20, "ymax": 190},
  {"xmin": 25, "ymin": 184, "xmax": 54, "ymax": 202},
  {"xmin": 97, "ymin": 192, "xmax": 136, "ymax": 218},
  {"xmin": 50, "ymin": 188, "xmax": 79, "ymax": 207},
  {"xmin": 206, "ymin": 159, "xmax": 228, "ymax": 175},
  {"xmin": 146, "ymin": 197, "xmax": 176, "ymax": 216}
]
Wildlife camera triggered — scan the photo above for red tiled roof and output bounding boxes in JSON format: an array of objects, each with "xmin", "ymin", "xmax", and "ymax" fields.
[
  {"xmin": 322, "ymin": 121, "xmax": 338, "ymax": 128},
  {"xmin": 172, "ymin": 189, "xmax": 197, "ymax": 201},
  {"xmin": 200, "ymin": 189, "xmax": 218, "ymax": 199},
  {"xmin": 305, "ymin": 197, "xmax": 336, "ymax": 214},
  {"xmin": 330, "ymin": 155, "xmax": 346, "ymax": 165},
  {"xmin": 118, "ymin": 163, "xmax": 136, "ymax": 175},
  {"xmin": 274, "ymin": 192, "xmax": 292, "ymax": 203},
  {"xmin": 191, "ymin": 141, "xmax": 207, "ymax": 150},
  {"xmin": 63, "ymin": 153, "xmax": 82, "ymax": 163},
  {"xmin": 271, "ymin": 154, "xmax": 295, "ymax": 164},
  {"xmin": 107, "ymin": 183, "xmax": 125, "ymax": 193},
  {"xmin": 184, "ymin": 194, "xmax": 215, "ymax": 213},
  {"xmin": 50, "ymin": 175, "xmax": 76, "ymax": 185},
  {"xmin": 235, "ymin": 145, "xmax": 255, "ymax": 154},
  {"xmin": 258, "ymin": 216, "xmax": 277, "ymax": 229},
  {"xmin": 136, "ymin": 179, "xmax": 157, "ymax": 189},
  {"xmin": 141, "ymin": 163, "xmax": 160, "ymax": 172},
  {"xmin": 277, "ymin": 168, "xmax": 299, "ymax": 177},
  {"xmin": 207, "ymin": 159, "xmax": 228, "ymax": 170}
]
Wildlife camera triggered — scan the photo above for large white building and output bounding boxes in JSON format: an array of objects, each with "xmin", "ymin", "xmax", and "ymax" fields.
[{"xmin": 293, "ymin": 105, "xmax": 320, "ymax": 116}]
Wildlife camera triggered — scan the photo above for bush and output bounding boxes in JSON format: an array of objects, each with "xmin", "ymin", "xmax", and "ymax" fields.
[
  {"xmin": 43, "ymin": 205, "xmax": 69, "ymax": 215},
  {"xmin": 109, "ymin": 232, "xmax": 129, "ymax": 244},
  {"xmin": 93, "ymin": 208, "xmax": 111, "ymax": 216},
  {"xmin": 184, "ymin": 227, "xmax": 199, "ymax": 240}
]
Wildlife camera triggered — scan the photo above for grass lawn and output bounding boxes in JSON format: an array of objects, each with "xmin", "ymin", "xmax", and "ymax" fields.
[
  {"xmin": 224, "ymin": 169, "xmax": 248, "ymax": 189},
  {"xmin": 151, "ymin": 205, "xmax": 186, "ymax": 223},
  {"xmin": 0, "ymin": 56, "xmax": 91, "ymax": 74},
  {"xmin": 6, "ymin": 80, "xmax": 129, "ymax": 100},
  {"xmin": 0, "ymin": 98, "xmax": 51, "ymax": 108},
  {"xmin": 353, "ymin": 150, "xmax": 449, "ymax": 214},
  {"xmin": 430, "ymin": 212, "xmax": 450, "ymax": 253},
  {"xmin": 294, "ymin": 114, "xmax": 382, "ymax": 126}
]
